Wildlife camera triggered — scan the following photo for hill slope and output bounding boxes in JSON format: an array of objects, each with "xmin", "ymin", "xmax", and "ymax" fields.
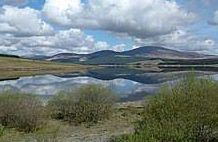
[
  {"xmin": 0, "ymin": 56, "xmax": 88, "ymax": 80},
  {"xmin": 44, "ymin": 46, "xmax": 215, "ymax": 65},
  {"xmin": 121, "ymin": 46, "xmax": 203, "ymax": 59}
]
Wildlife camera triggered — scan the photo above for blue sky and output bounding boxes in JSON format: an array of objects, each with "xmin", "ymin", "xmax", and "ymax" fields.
[
  {"xmin": 177, "ymin": 0, "xmax": 218, "ymax": 37},
  {"xmin": 0, "ymin": 0, "xmax": 217, "ymax": 55}
]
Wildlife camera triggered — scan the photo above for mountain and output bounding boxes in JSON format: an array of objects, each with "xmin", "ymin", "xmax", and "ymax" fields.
[
  {"xmin": 122, "ymin": 46, "xmax": 203, "ymax": 59},
  {"xmin": 87, "ymin": 50, "xmax": 118, "ymax": 59},
  {"xmin": 48, "ymin": 53, "xmax": 81, "ymax": 61},
  {"xmin": 43, "ymin": 46, "xmax": 216, "ymax": 65}
]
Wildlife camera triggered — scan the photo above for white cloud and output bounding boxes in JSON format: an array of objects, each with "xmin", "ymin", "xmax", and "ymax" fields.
[
  {"xmin": 1, "ymin": 27, "xmax": 216, "ymax": 56},
  {"xmin": 0, "ymin": 28, "xmax": 120, "ymax": 56},
  {"xmin": 112, "ymin": 44, "xmax": 126, "ymax": 52},
  {"xmin": 94, "ymin": 41, "xmax": 110, "ymax": 51},
  {"xmin": 0, "ymin": 6, "xmax": 54, "ymax": 36},
  {"xmin": 43, "ymin": 0, "xmax": 197, "ymax": 38},
  {"xmin": 133, "ymin": 29, "xmax": 218, "ymax": 55},
  {"xmin": 210, "ymin": 10, "xmax": 218, "ymax": 25},
  {"xmin": 43, "ymin": 0, "xmax": 83, "ymax": 26},
  {"xmin": 0, "ymin": 0, "xmax": 216, "ymax": 56},
  {"xmin": 0, "ymin": 23, "xmax": 17, "ymax": 33}
]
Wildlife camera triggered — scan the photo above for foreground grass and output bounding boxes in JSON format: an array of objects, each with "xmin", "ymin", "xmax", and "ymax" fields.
[
  {"xmin": 0, "ymin": 85, "xmax": 143, "ymax": 142},
  {"xmin": 0, "ymin": 91, "xmax": 47, "ymax": 132},
  {"xmin": 0, "ymin": 57, "xmax": 90, "ymax": 80},
  {"xmin": 0, "ymin": 102, "xmax": 142, "ymax": 142},
  {"xmin": 48, "ymin": 85, "xmax": 117, "ymax": 125},
  {"xmin": 112, "ymin": 75, "xmax": 218, "ymax": 142},
  {"xmin": 1, "ymin": 75, "xmax": 218, "ymax": 142}
]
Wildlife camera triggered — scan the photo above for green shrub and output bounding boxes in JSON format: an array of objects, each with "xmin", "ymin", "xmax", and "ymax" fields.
[
  {"xmin": 48, "ymin": 84, "xmax": 116, "ymax": 125},
  {"xmin": 113, "ymin": 75, "xmax": 218, "ymax": 142},
  {"xmin": 0, "ymin": 125, "xmax": 5, "ymax": 137},
  {"xmin": 0, "ymin": 91, "xmax": 47, "ymax": 132}
]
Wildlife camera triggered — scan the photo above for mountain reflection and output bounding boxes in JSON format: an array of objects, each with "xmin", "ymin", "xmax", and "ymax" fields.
[{"xmin": 0, "ymin": 68, "xmax": 217, "ymax": 101}]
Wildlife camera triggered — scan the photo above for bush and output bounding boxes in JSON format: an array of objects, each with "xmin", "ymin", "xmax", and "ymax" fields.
[
  {"xmin": 0, "ymin": 125, "xmax": 4, "ymax": 137},
  {"xmin": 48, "ymin": 84, "xmax": 116, "ymax": 125},
  {"xmin": 0, "ymin": 91, "xmax": 47, "ymax": 132},
  {"xmin": 113, "ymin": 75, "xmax": 218, "ymax": 142}
]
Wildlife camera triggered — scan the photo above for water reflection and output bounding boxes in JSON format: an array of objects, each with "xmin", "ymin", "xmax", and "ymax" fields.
[{"xmin": 0, "ymin": 68, "xmax": 217, "ymax": 101}]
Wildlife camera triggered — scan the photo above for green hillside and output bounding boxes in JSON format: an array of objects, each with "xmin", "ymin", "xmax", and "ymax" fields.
[{"xmin": 0, "ymin": 56, "xmax": 89, "ymax": 80}]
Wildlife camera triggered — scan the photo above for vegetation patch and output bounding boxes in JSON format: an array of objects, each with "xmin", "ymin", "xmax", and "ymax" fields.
[
  {"xmin": 1, "ymin": 74, "xmax": 218, "ymax": 141},
  {"xmin": 0, "ymin": 91, "xmax": 47, "ymax": 132},
  {"xmin": 0, "ymin": 125, "xmax": 5, "ymax": 137},
  {"xmin": 112, "ymin": 75, "xmax": 218, "ymax": 142},
  {"xmin": 0, "ymin": 56, "xmax": 90, "ymax": 80},
  {"xmin": 48, "ymin": 84, "xmax": 116, "ymax": 125}
]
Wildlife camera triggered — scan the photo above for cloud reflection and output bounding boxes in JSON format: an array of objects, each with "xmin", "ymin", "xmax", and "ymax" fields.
[{"xmin": 0, "ymin": 75, "xmax": 161, "ymax": 99}]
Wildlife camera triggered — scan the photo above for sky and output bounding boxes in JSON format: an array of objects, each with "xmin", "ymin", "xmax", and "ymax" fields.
[{"xmin": 0, "ymin": 0, "xmax": 218, "ymax": 56}]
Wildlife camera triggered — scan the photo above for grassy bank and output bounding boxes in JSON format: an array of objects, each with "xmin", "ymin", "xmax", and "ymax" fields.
[
  {"xmin": 0, "ymin": 85, "xmax": 142, "ymax": 142},
  {"xmin": 0, "ymin": 75, "xmax": 218, "ymax": 142},
  {"xmin": 0, "ymin": 57, "xmax": 90, "ymax": 80},
  {"xmin": 0, "ymin": 106, "xmax": 142, "ymax": 142}
]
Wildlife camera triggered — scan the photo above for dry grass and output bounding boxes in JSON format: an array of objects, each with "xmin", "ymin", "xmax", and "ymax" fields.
[
  {"xmin": 0, "ymin": 91, "xmax": 47, "ymax": 132},
  {"xmin": 48, "ymin": 85, "xmax": 117, "ymax": 125},
  {"xmin": 0, "ymin": 101, "xmax": 143, "ymax": 142},
  {"xmin": 0, "ymin": 57, "xmax": 91, "ymax": 79}
]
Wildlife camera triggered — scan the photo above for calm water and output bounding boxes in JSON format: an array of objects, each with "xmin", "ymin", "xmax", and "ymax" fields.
[{"xmin": 1, "ymin": 67, "xmax": 218, "ymax": 101}]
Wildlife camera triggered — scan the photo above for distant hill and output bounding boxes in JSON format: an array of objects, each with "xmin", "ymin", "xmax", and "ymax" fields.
[
  {"xmin": 39, "ymin": 46, "xmax": 217, "ymax": 65},
  {"xmin": 121, "ymin": 46, "xmax": 204, "ymax": 59},
  {"xmin": 0, "ymin": 54, "xmax": 19, "ymax": 58}
]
